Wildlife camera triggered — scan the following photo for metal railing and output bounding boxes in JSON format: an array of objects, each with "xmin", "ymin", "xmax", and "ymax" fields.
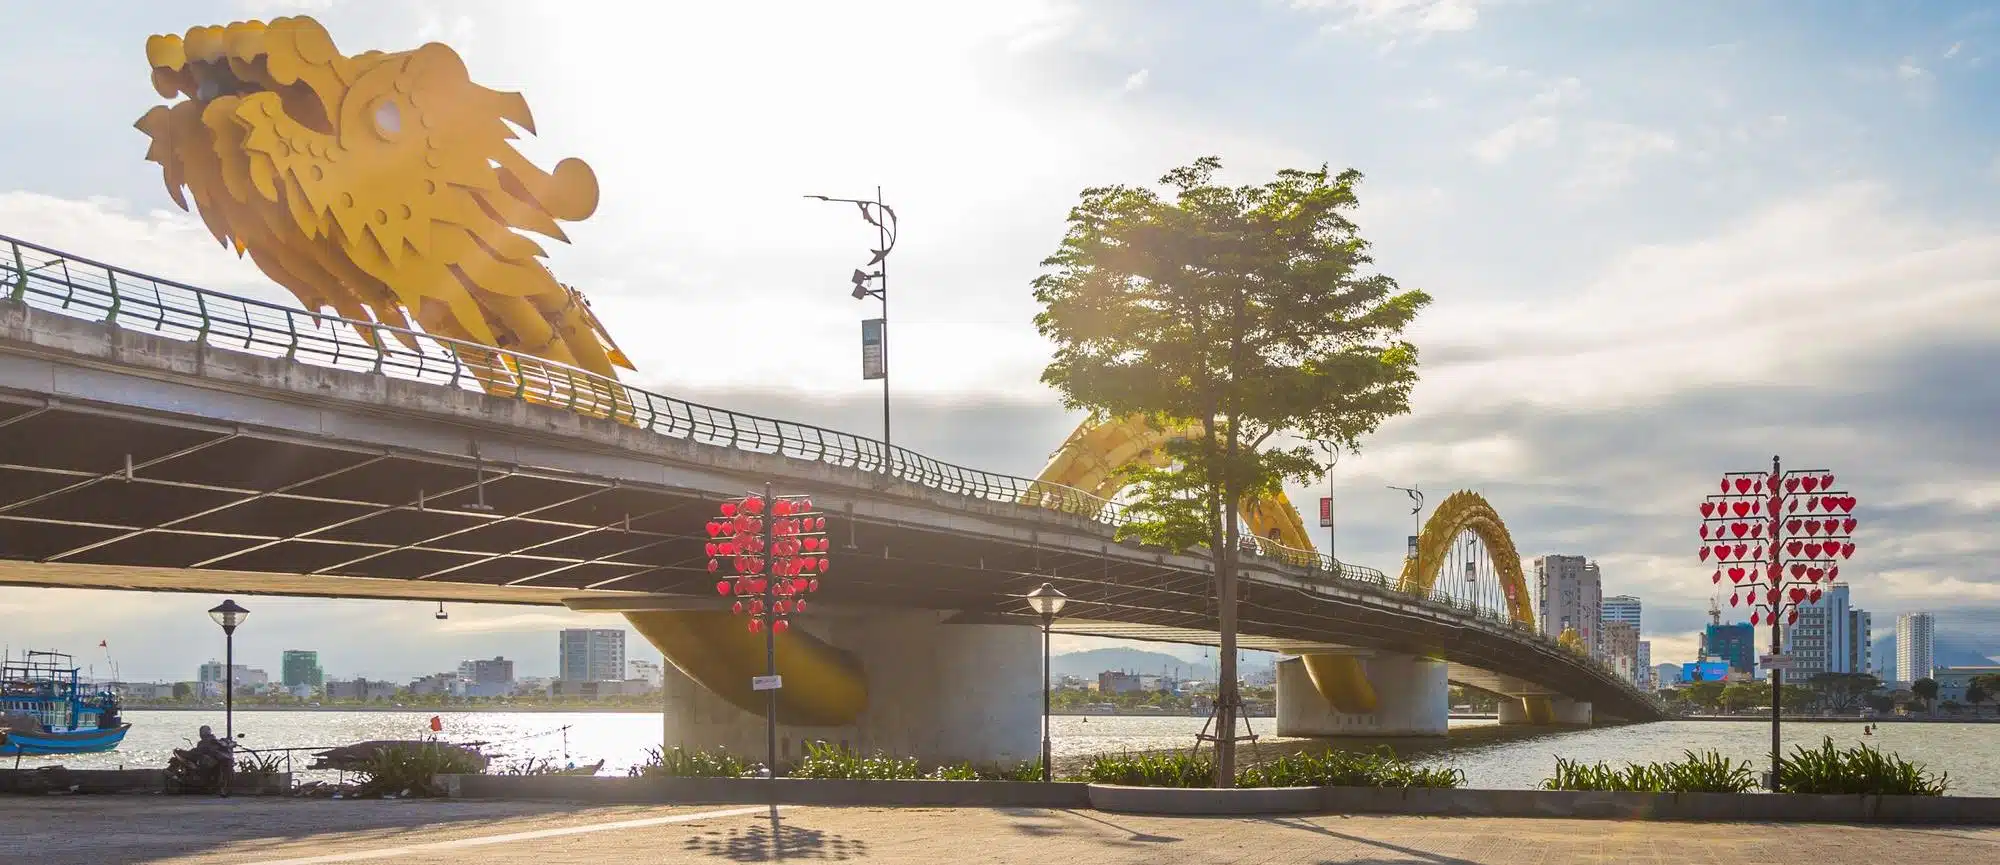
[{"xmin": 5, "ymin": 233, "xmax": 1568, "ymax": 639}]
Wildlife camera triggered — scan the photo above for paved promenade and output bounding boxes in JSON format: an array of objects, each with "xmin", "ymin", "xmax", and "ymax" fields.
[{"xmin": 0, "ymin": 797, "xmax": 1991, "ymax": 863}]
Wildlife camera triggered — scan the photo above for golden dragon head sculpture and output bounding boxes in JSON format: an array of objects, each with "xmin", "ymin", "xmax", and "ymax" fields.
[{"xmin": 136, "ymin": 16, "xmax": 631, "ymax": 377}]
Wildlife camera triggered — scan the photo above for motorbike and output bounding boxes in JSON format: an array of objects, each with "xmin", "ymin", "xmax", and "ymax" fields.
[{"xmin": 165, "ymin": 733, "xmax": 237, "ymax": 794}]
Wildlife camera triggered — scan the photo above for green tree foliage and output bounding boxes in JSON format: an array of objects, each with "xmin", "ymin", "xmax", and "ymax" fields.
[
  {"xmin": 1806, "ymin": 672, "xmax": 1880, "ymax": 713},
  {"xmin": 1911, "ymin": 677, "xmax": 1940, "ymax": 713},
  {"xmin": 1033, "ymin": 156, "xmax": 1431, "ymax": 555},
  {"xmin": 1682, "ymin": 681, "xmax": 1726, "ymax": 712}
]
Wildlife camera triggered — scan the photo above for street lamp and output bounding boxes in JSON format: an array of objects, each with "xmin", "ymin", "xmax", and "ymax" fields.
[
  {"xmin": 805, "ymin": 190, "xmax": 898, "ymax": 465},
  {"xmin": 207, "ymin": 599, "xmax": 249, "ymax": 746},
  {"xmin": 1023, "ymin": 582, "xmax": 1068, "ymax": 782}
]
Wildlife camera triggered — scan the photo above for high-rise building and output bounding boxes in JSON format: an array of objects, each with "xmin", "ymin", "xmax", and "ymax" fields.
[
  {"xmin": 1534, "ymin": 555, "xmax": 1602, "ymax": 652},
  {"xmin": 1601, "ymin": 594, "xmax": 1641, "ymax": 659},
  {"xmin": 1896, "ymin": 613, "xmax": 1936, "ymax": 684},
  {"xmin": 558, "ymin": 629, "xmax": 626, "ymax": 682},
  {"xmin": 1636, "ymin": 641, "xmax": 1652, "ymax": 688},
  {"xmin": 280, "ymin": 650, "xmax": 324, "ymax": 688},
  {"xmin": 458, "ymin": 656, "xmax": 515, "ymax": 685},
  {"xmin": 1603, "ymin": 622, "xmax": 1640, "ymax": 684},
  {"xmin": 1652, "ymin": 663, "xmax": 1682, "ymax": 688},
  {"xmin": 1847, "ymin": 609, "xmax": 1872, "ymax": 677},
  {"xmin": 1702, "ymin": 623, "xmax": 1756, "ymax": 674}
]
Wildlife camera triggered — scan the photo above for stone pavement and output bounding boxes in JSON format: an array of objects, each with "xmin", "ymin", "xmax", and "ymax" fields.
[{"xmin": 0, "ymin": 797, "xmax": 1992, "ymax": 863}]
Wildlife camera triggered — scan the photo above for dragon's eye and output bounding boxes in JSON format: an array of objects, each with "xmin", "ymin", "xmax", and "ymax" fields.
[{"xmin": 373, "ymin": 99, "xmax": 403, "ymax": 138}]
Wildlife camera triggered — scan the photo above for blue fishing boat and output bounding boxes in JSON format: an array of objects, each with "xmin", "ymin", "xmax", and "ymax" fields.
[{"xmin": 0, "ymin": 651, "xmax": 129, "ymax": 755}]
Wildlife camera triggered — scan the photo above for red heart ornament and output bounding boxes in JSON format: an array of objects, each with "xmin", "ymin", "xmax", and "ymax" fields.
[
  {"xmin": 1734, "ymin": 543, "xmax": 1748, "ymax": 558},
  {"xmin": 1752, "ymin": 545, "xmax": 1763, "ymax": 559},
  {"xmin": 1731, "ymin": 522, "xmax": 1748, "ymax": 538},
  {"xmin": 1788, "ymin": 499, "xmax": 1799, "ymax": 513},
  {"xmin": 1751, "ymin": 499, "xmax": 1764, "ymax": 515},
  {"xmin": 1720, "ymin": 479, "xmax": 1731, "ymax": 494},
  {"xmin": 1809, "ymin": 496, "xmax": 1823, "ymax": 512},
  {"xmin": 1731, "ymin": 593, "xmax": 1741, "ymax": 607},
  {"xmin": 1701, "ymin": 502, "xmax": 1716, "ymax": 517},
  {"xmin": 1734, "ymin": 477, "xmax": 1752, "ymax": 493},
  {"xmin": 1733, "ymin": 501, "xmax": 1750, "ymax": 517},
  {"xmin": 1784, "ymin": 477, "xmax": 1800, "ymax": 493},
  {"xmin": 1787, "ymin": 540, "xmax": 1803, "ymax": 556},
  {"xmin": 1842, "ymin": 543, "xmax": 1856, "ymax": 558},
  {"xmin": 1828, "ymin": 566, "xmax": 1839, "ymax": 580},
  {"xmin": 1809, "ymin": 589, "xmax": 1823, "ymax": 603},
  {"xmin": 1713, "ymin": 570, "xmax": 1723, "ymax": 584},
  {"xmin": 1790, "ymin": 563, "xmax": 1806, "ymax": 578},
  {"xmin": 1752, "ymin": 611, "xmax": 1761, "ymax": 625},
  {"xmin": 1700, "ymin": 546, "xmax": 1711, "ymax": 561},
  {"xmin": 1700, "ymin": 524, "xmax": 1711, "ymax": 539},
  {"xmin": 1729, "ymin": 566, "xmax": 1746, "ymax": 582},
  {"xmin": 1801, "ymin": 476, "xmax": 1820, "ymax": 493},
  {"xmin": 1787, "ymin": 610, "xmax": 1799, "ymax": 625},
  {"xmin": 1804, "ymin": 542, "xmax": 1823, "ymax": 559},
  {"xmin": 1843, "ymin": 518, "xmax": 1857, "ymax": 533},
  {"xmin": 1786, "ymin": 519, "xmax": 1801, "ymax": 534},
  {"xmin": 1804, "ymin": 519, "xmax": 1822, "ymax": 536},
  {"xmin": 1808, "ymin": 566, "xmax": 1825, "ymax": 582},
  {"xmin": 1790, "ymin": 587, "xmax": 1807, "ymax": 603},
  {"xmin": 1821, "ymin": 473, "xmax": 1835, "ymax": 489},
  {"xmin": 1768, "ymin": 588, "xmax": 1781, "ymax": 604}
]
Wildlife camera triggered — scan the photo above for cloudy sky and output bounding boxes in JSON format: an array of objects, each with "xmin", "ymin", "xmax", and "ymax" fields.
[{"xmin": 3, "ymin": 0, "xmax": 1998, "ymax": 682}]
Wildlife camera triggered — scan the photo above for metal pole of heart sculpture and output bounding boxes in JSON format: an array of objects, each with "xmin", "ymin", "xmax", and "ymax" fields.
[{"xmin": 1698, "ymin": 457, "xmax": 1859, "ymax": 791}]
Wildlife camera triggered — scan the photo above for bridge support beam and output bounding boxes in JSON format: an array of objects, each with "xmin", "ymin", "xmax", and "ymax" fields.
[
  {"xmin": 1275, "ymin": 652, "xmax": 1447, "ymax": 737},
  {"xmin": 1499, "ymin": 695, "xmax": 1592, "ymax": 726},
  {"xmin": 639, "ymin": 609, "xmax": 1042, "ymax": 768}
]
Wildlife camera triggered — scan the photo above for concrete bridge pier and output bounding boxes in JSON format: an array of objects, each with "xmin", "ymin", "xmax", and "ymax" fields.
[
  {"xmin": 1499, "ymin": 695, "xmax": 1593, "ymax": 726},
  {"xmin": 1275, "ymin": 652, "xmax": 1449, "ymax": 737},
  {"xmin": 637, "ymin": 609, "xmax": 1043, "ymax": 769}
]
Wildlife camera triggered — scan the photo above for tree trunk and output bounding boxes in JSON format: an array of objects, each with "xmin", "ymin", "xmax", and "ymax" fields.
[{"xmin": 1216, "ymin": 415, "xmax": 1241, "ymax": 788}]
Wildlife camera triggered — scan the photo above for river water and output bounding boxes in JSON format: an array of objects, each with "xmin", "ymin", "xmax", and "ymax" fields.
[{"xmin": 14, "ymin": 711, "xmax": 1998, "ymax": 795}]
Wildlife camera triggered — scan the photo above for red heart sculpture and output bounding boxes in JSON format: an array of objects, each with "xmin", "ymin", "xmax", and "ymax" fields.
[
  {"xmin": 1700, "ymin": 546, "xmax": 1711, "ymax": 561},
  {"xmin": 1768, "ymin": 589, "xmax": 1781, "ymax": 604},
  {"xmin": 1751, "ymin": 499, "xmax": 1764, "ymax": 515},
  {"xmin": 1733, "ymin": 502, "xmax": 1751, "ymax": 517},
  {"xmin": 1700, "ymin": 524, "xmax": 1711, "ymax": 539},
  {"xmin": 1701, "ymin": 502, "xmax": 1716, "ymax": 517},
  {"xmin": 1808, "ymin": 566, "xmax": 1825, "ymax": 581},
  {"xmin": 1804, "ymin": 519, "xmax": 1822, "ymax": 536},
  {"xmin": 1786, "ymin": 540, "xmax": 1803, "ymax": 556},
  {"xmin": 1731, "ymin": 593, "xmax": 1741, "ymax": 607},
  {"xmin": 1786, "ymin": 519, "xmax": 1801, "ymax": 534},
  {"xmin": 1784, "ymin": 477, "xmax": 1799, "ymax": 493},
  {"xmin": 1801, "ymin": 476, "xmax": 1820, "ymax": 493},
  {"xmin": 1788, "ymin": 499, "xmax": 1799, "ymax": 513},
  {"xmin": 1829, "ymin": 565, "xmax": 1840, "ymax": 580},
  {"xmin": 1821, "ymin": 473, "xmax": 1835, "ymax": 489},
  {"xmin": 1842, "ymin": 543, "xmax": 1856, "ymax": 558},
  {"xmin": 1751, "ymin": 545, "xmax": 1763, "ymax": 559},
  {"xmin": 1790, "ymin": 563, "xmax": 1806, "ymax": 578},
  {"xmin": 1843, "ymin": 518, "xmax": 1857, "ymax": 533},
  {"xmin": 1805, "ymin": 542, "xmax": 1824, "ymax": 559},
  {"xmin": 1734, "ymin": 543, "xmax": 1748, "ymax": 558},
  {"xmin": 1789, "ymin": 587, "xmax": 1807, "ymax": 603},
  {"xmin": 1810, "ymin": 589, "xmax": 1823, "ymax": 603},
  {"xmin": 1788, "ymin": 610, "xmax": 1799, "ymax": 624},
  {"xmin": 1751, "ymin": 611, "xmax": 1761, "ymax": 625},
  {"xmin": 1729, "ymin": 566, "xmax": 1746, "ymax": 582},
  {"xmin": 1752, "ymin": 523, "xmax": 1764, "ymax": 539},
  {"xmin": 1713, "ymin": 570, "xmax": 1723, "ymax": 584},
  {"xmin": 1720, "ymin": 479, "xmax": 1731, "ymax": 494},
  {"xmin": 1731, "ymin": 522, "xmax": 1748, "ymax": 538},
  {"xmin": 1734, "ymin": 477, "xmax": 1752, "ymax": 493}
]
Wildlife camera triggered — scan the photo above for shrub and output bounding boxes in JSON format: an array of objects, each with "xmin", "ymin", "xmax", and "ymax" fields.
[
  {"xmin": 1776, "ymin": 738, "xmax": 1948, "ymax": 796},
  {"xmin": 1238, "ymin": 747, "xmax": 1463, "ymax": 789},
  {"xmin": 1540, "ymin": 750, "xmax": 1756, "ymax": 793},
  {"xmin": 790, "ymin": 741, "xmax": 922, "ymax": 780},
  {"xmin": 629, "ymin": 746, "xmax": 752, "ymax": 778},
  {"xmin": 354, "ymin": 743, "xmax": 486, "ymax": 798},
  {"xmin": 235, "ymin": 751, "xmax": 286, "ymax": 779},
  {"xmin": 1079, "ymin": 752, "xmax": 1215, "ymax": 788}
]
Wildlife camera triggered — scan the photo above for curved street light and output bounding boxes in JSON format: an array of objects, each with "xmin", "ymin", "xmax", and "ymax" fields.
[{"xmin": 806, "ymin": 190, "xmax": 899, "ymax": 469}]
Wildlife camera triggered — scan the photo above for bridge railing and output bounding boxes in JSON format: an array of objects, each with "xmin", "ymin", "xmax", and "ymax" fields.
[{"xmin": 6, "ymin": 233, "xmax": 1547, "ymax": 631}]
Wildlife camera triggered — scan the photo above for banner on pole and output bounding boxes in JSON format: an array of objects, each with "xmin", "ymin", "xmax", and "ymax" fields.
[
  {"xmin": 1318, "ymin": 497, "xmax": 1332, "ymax": 528},
  {"xmin": 752, "ymin": 675, "xmax": 784, "ymax": 691},
  {"xmin": 861, "ymin": 318, "xmax": 886, "ymax": 380},
  {"xmin": 1406, "ymin": 535, "xmax": 1418, "ymax": 560}
]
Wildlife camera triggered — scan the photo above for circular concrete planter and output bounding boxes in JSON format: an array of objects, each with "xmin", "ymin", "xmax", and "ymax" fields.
[{"xmin": 1087, "ymin": 783, "xmax": 1321, "ymax": 815}]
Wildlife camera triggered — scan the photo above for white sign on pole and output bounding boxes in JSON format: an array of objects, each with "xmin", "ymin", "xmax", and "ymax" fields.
[
  {"xmin": 1759, "ymin": 654, "xmax": 1794, "ymax": 671},
  {"xmin": 751, "ymin": 675, "xmax": 784, "ymax": 691},
  {"xmin": 860, "ymin": 318, "xmax": 886, "ymax": 380}
]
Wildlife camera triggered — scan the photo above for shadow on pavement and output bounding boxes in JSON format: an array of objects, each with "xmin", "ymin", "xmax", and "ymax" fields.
[{"xmin": 679, "ymin": 806, "xmax": 870, "ymax": 861}]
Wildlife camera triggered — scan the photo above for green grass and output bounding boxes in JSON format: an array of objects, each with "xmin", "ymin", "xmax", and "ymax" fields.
[
  {"xmin": 629, "ymin": 746, "xmax": 753, "ymax": 778},
  {"xmin": 354, "ymin": 743, "xmax": 487, "ymax": 797},
  {"xmin": 1776, "ymin": 738, "xmax": 1949, "ymax": 796},
  {"xmin": 1541, "ymin": 750, "xmax": 1758, "ymax": 793},
  {"xmin": 1079, "ymin": 752, "xmax": 1217, "ymax": 788},
  {"xmin": 1238, "ymin": 747, "xmax": 1463, "ymax": 789}
]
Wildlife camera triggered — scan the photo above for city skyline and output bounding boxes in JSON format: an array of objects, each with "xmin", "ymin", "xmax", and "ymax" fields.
[{"xmin": 1, "ymin": 1, "xmax": 1998, "ymax": 675}]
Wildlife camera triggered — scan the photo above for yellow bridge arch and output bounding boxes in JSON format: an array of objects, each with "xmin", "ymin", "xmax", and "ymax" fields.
[{"xmin": 1397, "ymin": 490, "xmax": 1537, "ymax": 629}]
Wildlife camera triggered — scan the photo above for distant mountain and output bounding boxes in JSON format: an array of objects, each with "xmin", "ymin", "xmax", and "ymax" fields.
[
  {"xmin": 1051, "ymin": 647, "xmax": 1275, "ymax": 682},
  {"xmin": 1870, "ymin": 631, "xmax": 1998, "ymax": 680}
]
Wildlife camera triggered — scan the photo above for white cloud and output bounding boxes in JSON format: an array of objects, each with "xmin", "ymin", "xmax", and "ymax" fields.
[
  {"xmin": 1897, "ymin": 59, "xmax": 1928, "ymax": 80},
  {"xmin": 1945, "ymin": 41, "xmax": 1963, "ymax": 59},
  {"xmin": 1293, "ymin": 0, "xmax": 1484, "ymax": 34},
  {"xmin": 1470, "ymin": 115, "xmax": 1558, "ymax": 163},
  {"xmin": 1562, "ymin": 122, "xmax": 1676, "ymax": 197},
  {"xmin": 1530, "ymin": 76, "xmax": 1585, "ymax": 107},
  {"xmin": 1123, "ymin": 68, "xmax": 1151, "ymax": 92}
]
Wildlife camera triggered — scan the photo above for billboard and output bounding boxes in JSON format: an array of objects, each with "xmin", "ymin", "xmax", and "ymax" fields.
[{"xmin": 1681, "ymin": 661, "xmax": 1730, "ymax": 683}]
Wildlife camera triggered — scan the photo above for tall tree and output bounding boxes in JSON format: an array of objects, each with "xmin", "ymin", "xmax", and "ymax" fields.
[{"xmin": 1033, "ymin": 157, "xmax": 1430, "ymax": 785}]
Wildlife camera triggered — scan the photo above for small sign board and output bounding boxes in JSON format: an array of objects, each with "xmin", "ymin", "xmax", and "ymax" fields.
[
  {"xmin": 1318, "ymin": 497, "xmax": 1332, "ymax": 528},
  {"xmin": 860, "ymin": 318, "xmax": 886, "ymax": 380},
  {"xmin": 752, "ymin": 675, "xmax": 783, "ymax": 691},
  {"xmin": 1759, "ymin": 654, "xmax": 1794, "ymax": 671}
]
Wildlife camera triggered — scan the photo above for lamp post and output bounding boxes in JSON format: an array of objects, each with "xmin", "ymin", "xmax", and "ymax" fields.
[
  {"xmin": 1318, "ymin": 443, "xmax": 1340, "ymax": 576},
  {"xmin": 206, "ymin": 599, "xmax": 249, "ymax": 745},
  {"xmin": 1023, "ymin": 582, "xmax": 1068, "ymax": 782},
  {"xmin": 805, "ymin": 190, "xmax": 898, "ymax": 468},
  {"xmin": 1388, "ymin": 485, "xmax": 1424, "ymax": 560}
]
